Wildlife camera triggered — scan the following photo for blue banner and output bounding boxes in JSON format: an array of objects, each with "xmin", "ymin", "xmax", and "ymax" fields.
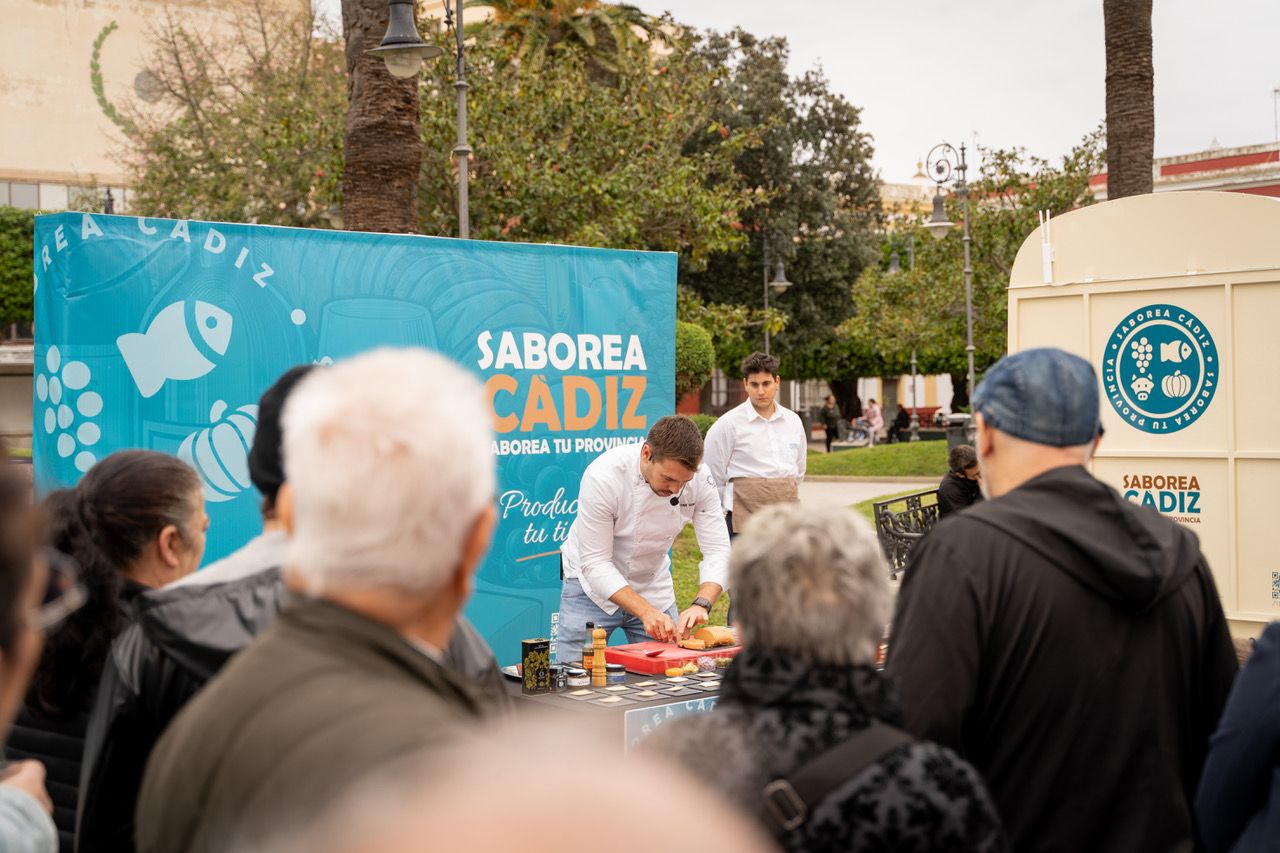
[{"xmin": 33, "ymin": 213, "xmax": 675, "ymax": 664}]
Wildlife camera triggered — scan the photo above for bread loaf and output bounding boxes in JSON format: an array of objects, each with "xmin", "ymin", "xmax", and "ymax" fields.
[
  {"xmin": 678, "ymin": 639, "xmax": 706, "ymax": 650},
  {"xmin": 693, "ymin": 626, "xmax": 735, "ymax": 647}
]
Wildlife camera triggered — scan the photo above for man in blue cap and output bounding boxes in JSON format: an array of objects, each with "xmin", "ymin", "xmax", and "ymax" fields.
[{"xmin": 887, "ymin": 347, "xmax": 1236, "ymax": 853}]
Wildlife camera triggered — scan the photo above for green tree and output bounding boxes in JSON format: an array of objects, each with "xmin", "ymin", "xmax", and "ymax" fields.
[
  {"xmin": 842, "ymin": 131, "xmax": 1104, "ymax": 407},
  {"xmin": 0, "ymin": 207, "xmax": 35, "ymax": 325},
  {"xmin": 477, "ymin": 0, "xmax": 668, "ymax": 78},
  {"xmin": 679, "ymin": 30, "xmax": 881, "ymax": 381},
  {"xmin": 118, "ymin": 1, "xmax": 346, "ymax": 227},
  {"xmin": 674, "ymin": 320, "xmax": 714, "ymax": 400},
  {"xmin": 416, "ymin": 29, "xmax": 756, "ymax": 264}
]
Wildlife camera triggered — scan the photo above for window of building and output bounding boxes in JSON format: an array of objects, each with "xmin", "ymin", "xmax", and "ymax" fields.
[
  {"xmin": 38, "ymin": 184, "xmax": 69, "ymax": 211},
  {"xmin": 9, "ymin": 183, "xmax": 38, "ymax": 209},
  {"xmin": 0, "ymin": 183, "xmax": 8, "ymax": 206}
]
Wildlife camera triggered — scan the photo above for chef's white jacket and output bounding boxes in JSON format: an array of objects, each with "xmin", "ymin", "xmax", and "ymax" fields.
[
  {"xmin": 702, "ymin": 399, "xmax": 807, "ymax": 512},
  {"xmin": 560, "ymin": 442, "xmax": 730, "ymax": 616}
]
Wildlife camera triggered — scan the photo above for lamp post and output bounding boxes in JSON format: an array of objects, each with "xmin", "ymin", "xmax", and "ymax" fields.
[
  {"xmin": 924, "ymin": 141, "xmax": 975, "ymax": 402},
  {"xmin": 368, "ymin": 0, "xmax": 471, "ymax": 238},
  {"xmin": 762, "ymin": 237, "xmax": 792, "ymax": 356}
]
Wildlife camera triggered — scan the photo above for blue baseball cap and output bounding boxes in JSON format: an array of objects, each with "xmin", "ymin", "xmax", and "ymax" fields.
[{"xmin": 972, "ymin": 348, "xmax": 1102, "ymax": 447}]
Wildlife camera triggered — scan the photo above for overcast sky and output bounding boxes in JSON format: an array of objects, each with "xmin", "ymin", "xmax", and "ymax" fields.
[{"xmin": 322, "ymin": 0, "xmax": 1280, "ymax": 182}]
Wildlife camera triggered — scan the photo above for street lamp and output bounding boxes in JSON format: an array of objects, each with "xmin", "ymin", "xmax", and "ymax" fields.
[
  {"xmin": 367, "ymin": 0, "xmax": 443, "ymax": 78},
  {"xmin": 762, "ymin": 239, "xmax": 792, "ymax": 356},
  {"xmin": 925, "ymin": 141, "xmax": 975, "ymax": 402},
  {"xmin": 369, "ymin": 0, "xmax": 471, "ymax": 239}
]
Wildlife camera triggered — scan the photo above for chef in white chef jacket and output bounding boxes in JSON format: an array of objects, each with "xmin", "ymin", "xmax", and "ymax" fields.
[{"xmin": 558, "ymin": 415, "xmax": 731, "ymax": 665}]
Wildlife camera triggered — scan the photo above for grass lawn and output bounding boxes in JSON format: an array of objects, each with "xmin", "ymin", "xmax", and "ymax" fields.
[
  {"xmin": 671, "ymin": 525, "xmax": 729, "ymax": 627},
  {"xmin": 852, "ymin": 488, "xmax": 939, "ymax": 524},
  {"xmin": 806, "ymin": 440, "xmax": 947, "ymax": 478}
]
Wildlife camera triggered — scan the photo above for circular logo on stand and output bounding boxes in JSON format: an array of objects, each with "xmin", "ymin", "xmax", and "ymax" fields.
[{"xmin": 1102, "ymin": 303, "xmax": 1218, "ymax": 434}]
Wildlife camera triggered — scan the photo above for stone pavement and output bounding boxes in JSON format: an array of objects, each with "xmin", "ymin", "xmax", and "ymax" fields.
[{"xmin": 798, "ymin": 478, "xmax": 936, "ymax": 511}]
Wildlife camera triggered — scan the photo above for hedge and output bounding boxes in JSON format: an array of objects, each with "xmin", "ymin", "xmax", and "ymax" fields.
[{"xmin": 0, "ymin": 206, "xmax": 35, "ymax": 324}]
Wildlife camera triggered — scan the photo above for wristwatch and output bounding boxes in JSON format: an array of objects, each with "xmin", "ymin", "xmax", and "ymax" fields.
[{"xmin": 691, "ymin": 596, "xmax": 713, "ymax": 612}]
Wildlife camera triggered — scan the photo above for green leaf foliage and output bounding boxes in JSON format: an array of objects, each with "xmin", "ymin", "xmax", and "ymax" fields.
[
  {"xmin": 0, "ymin": 207, "xmax": 35, "ymax": 324},
  {"xmin": 686, "ymin": 413, "xmax": 717, "ymax": 439},
  {"xmin": 674, "ymin": 320, "xmax": 714, "ymax": 399},
  {"xmin": 842, "ymin": 130, "xmax": 1104, "ymax": 395},
  {"xmin": 416, "ymin": 28, "xmax": 755, "ymax": 266},
  {"xmin": 679, "ymin": 30, "xmax": 881, "ymax": 379},
  {"xmin": 121, "ymin": 3, "xmax": 347, "ymax": 226}
]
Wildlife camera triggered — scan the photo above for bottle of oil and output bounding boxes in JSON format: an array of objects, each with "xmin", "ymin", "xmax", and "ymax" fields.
[
  {"xmin": 591, "ymin": 626, "xmax": 608, "ymax": 687},
  {"xmin": 581, "ymin": 621, "xmax": 595, "ymax": 671}
]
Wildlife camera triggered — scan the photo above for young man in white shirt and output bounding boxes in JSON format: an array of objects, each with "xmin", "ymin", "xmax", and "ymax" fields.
[
  {"xmin": 558, "ymin": 416, "xmax": 730, "ymax": 664},
  {"xmin": 702, "ymin": 352, "xmax": 807, "ymax": 539}
]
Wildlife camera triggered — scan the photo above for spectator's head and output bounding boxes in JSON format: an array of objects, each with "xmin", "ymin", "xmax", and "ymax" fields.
[
  {"xmin": 868, "ymin": 398, "xmax": 878, "ymax": 405},
  {"xmin": 825, "ymin": 394, "xmax": 836, "ymax": 406},
  {"xmin": 971, "ymin": 348, "xmax": 1103, "ymax": 498},
  {"xmin": 249, "ymin": 719, "xmax": 775, "ymax": 853},
  {"xmin": 30, "ymin": 452, "xmax": 206, "ymax": 714},
  {"xmin": 640, "ymin": 415, "xmax": 702, "ymax": 499},
  {"xmin": 739, "ymin": 352, "xmax": 779, "ymax": 414},
  {"xmin": 248, "ymin": 365, "xmax": 317, "ymax": 523},
  {"xmin": 0, "ymin": 464, "xmax": 48, "ymax": 734},
  {"xmin": 280, "ymin": 349, "xmax": 495, "ymax": 639},
  {"xmin": 731, "ymin": 503, "xmax": 889, "ymax": 666},
  {"xmin": 948, "ymin": 444, "xmax": 980, "ymax": 481}
]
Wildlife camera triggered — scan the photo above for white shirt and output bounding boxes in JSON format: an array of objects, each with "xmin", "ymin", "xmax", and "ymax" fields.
[
  {"xmin": 560, "ymin": 443, "xmax": 730, "ymax": 616},
  {"xmin": 703, "ymin": 399, "xmax": 807, "ymax": 511}
]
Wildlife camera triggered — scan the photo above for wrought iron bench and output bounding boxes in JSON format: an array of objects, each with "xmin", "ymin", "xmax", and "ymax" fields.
[{"xmin": 872, "ymin": 489, "xmax": 940, "ymax": 580}]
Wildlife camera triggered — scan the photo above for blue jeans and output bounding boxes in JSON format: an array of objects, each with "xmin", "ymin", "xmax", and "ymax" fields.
[{"xmin": 557, "ymin": 578, "xmax": 678, "ymax": 666}]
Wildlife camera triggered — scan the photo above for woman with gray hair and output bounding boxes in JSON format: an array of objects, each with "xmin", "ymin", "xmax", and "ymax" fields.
[{"xmin": 645, "ymin": 504, "xmax": 1006, "ymax": 852}]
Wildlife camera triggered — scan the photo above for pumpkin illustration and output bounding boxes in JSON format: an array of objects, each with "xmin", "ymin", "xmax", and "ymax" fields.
[
  {"xmin": 178, "ymin": 401, "xmax": 259, "ymax": 503},
  {"xmin": 1161, "ymin": 370, "xmax": 1192, "ymax": 399}
]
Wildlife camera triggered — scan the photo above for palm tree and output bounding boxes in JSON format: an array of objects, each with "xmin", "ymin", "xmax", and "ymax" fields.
[
  {"xmin": 474, "ymin": 0, "xmax": 667, "ymax": 77},
  {"xmin": 1102, "ymin": 0, "xmax": 1154, "ymax": 199},
  {"xmin": 341, "ymin": 0, "xmax": 424, "ymax": 233}
]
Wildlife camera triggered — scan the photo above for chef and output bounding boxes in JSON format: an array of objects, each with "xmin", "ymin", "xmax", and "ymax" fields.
[{"xmin": 558, "ymin": 415, "xmax": 730, "ymax": 665}]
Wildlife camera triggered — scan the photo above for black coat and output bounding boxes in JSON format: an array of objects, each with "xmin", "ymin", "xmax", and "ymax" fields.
[
  {"xmin": 77, "ymin": 568, "xmax": 507, "ymax": 853},
  {"xmin": 6, "ymin": 581, "xmax": 147, "ymax": 853},
  {"xmin": 936, "ymin": 471, "xmax": 983, "ymax": 517},
  {"xmin": 6, "ymin": 706, "xmax": 87, "ymax": 853},
  {"xmin": 888, "ymin": 465, "xmax": 1238, "ymax": 853},
  {"xmin": 645, "ymin": 648, "xmax": 1007, "ymax": 852}
]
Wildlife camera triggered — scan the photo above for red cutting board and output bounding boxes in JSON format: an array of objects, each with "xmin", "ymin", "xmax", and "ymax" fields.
[{"xmin": 604, "ymin": 641, "xmax": 742, "ymax": 674}]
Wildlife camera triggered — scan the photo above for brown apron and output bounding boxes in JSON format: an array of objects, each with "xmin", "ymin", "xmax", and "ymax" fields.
[{"xmin": 730, "ymin": 477, "xmax": 800, "ymax": 533}]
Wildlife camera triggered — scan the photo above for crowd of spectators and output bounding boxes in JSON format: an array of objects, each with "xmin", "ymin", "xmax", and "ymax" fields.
[{"xmin": 0, "ymin": 345, "xmax": 1272, "ymax": 853}]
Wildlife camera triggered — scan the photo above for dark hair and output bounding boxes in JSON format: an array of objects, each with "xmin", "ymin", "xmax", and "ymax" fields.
[
  {"xmin": 645, "ymin": 416, "xmax": 704, "ymax": 471},
  {"xmin": 0, "ymin": 462, "xmax": 34, "ymax": 657},
  {"xmin": 740, "ymin": 352, "xmax": 779, "ymax": 380},
  {"xmin": 249, "ymin": 364, "xmax": 318, "ymax": 515},
  {"xmin": 28, "ymin": 451, "xmax": 201, "ymax": 716},
  {"xmin": 949, "ymin": 444, "xmax": 979, "ymax": 473}
]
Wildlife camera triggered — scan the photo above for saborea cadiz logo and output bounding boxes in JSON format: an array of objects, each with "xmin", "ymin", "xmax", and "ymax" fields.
[{"xmin": 1102, "ymin": 304, "xmax": 1219, "ymax": 434}]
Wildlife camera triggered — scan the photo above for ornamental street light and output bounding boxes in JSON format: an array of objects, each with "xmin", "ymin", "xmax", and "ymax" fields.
[
  {"xmin": 925, "ymin": 141, "xmax": 975, "ymax": 402},
  {"xmin": 762, "ymin": 238, "xmax": 792, "ymax": 356},
  {"xmin": 370, "ymin": 0, "xmax": 471, "ymax": 239}
]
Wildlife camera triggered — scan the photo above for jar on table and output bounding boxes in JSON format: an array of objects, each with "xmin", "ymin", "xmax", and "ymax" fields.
[{"xmin": 605, "ymin": 663, "xmax": 625, "ymax": 685}]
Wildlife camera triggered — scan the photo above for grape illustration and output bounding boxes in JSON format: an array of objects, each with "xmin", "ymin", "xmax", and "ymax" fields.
[{"xmin": 1130, "ymin": 337, "xmax": 1153, "ymax": 373}]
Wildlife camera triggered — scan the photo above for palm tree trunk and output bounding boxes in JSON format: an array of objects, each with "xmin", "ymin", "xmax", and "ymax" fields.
[
  {"xmin": 341, "ymin": 0, "xmax": 423, "ymax": 233},
  {"xmin": 1103, "ymin": 0, "xmax": 1154, "ymax": 199}
]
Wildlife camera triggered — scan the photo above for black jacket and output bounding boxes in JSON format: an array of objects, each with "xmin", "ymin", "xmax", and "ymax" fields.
[
  {"xmin": 77, "ymin": 568, "xmax": 507, "ymax": 853},
  {"xmin": 646, "ymin": 649, "xmax": 1007, "ymax": 852},
  {"xmin": 888, "ymin": 465, "xmax": 1238, "ymax": 853},
  {"xmin": 7, "ymin": 580, "xmax": 147, "ymax": 853},
  {"xmin": 936, "ymin": 471, "xmax": 983, "ymax": 517},
  {"xmin": 6, "ymin": 706, "xmax": 87, "ymax": 853}
]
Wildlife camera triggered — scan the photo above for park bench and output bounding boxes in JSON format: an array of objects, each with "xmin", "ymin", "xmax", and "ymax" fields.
[{"xmin": 872, "ymin": 489, "xmax": 940, "ymax": 580}]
